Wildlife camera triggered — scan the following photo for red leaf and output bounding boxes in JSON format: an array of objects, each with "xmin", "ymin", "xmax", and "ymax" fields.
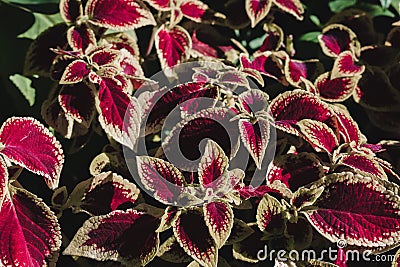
[
  {"xmin": 204, "ymin": 201, "xmax": 234, "ymax": 248},
  {"xmin": 315, "ymin": 72, "xmax": 361, "ymax": 102},
  {"xmin": 85, "ymin": 0, "xmax": 156, "ymax": 30},
  {"xmin": 173, "ymin": 208, "xmax": 217, "ymax": 267},
  {"xmin": 198, "ymin": 140, "xmax": 229, "ymax": 187},
  {"xmin": 245, "ymin": 0, "xmax": 273, "ymax": 28},
  {"xmin": 273, "ymin": 0, "xmax": 304, "ymax": 20},
  {"xmin": 143, "ymin": 0, "xmax": 171, "ymax": 10},
  {"xmin": 318, "ymin": 24, "xmax": 359, "ymax": 58},
  {"xmin": 155, "ymin": 25, "xmax": 192, "ymax": 69},
  {"xmin": 67, "ymin": 24, "xmax": 96, "ymax": 52},
  {"xmin": 297, "ymin": 119, "xmax": 339, "ymax": 154},
  {"xmin": 0, "ymin": 117, "xmax": 64, "ymax": 189},
  {"xmin": 101, "ymin": 32, "xmax": 140, "ymax": 60},
  {"xmin": 331, "ymin": 104, "xmax": 361, "ymax": 145},
  {"xmin": 180, "ymin": 0, "xmax": 208, "ymax": 23},
  {"xmin": 90, "ymin": 48, "xmax": 119, "ymax": 66},
  {"xmin": 60, "ymin": 60, "xmax": 90, "ymax": 84},
  {"xmin": 239, "ymin": 89, "xmax": 269, "ymax": 114},
  {"xmin": 0, "ymin": 186, "xmax": 61, "ymax": 267},
  {"xmin": 305, "ymin": 172, "xmax": 400, "ymax": 251},
  {"xmin": 337, "ymin": 154, "xmax": 386, "ymax": 179},
  {"xmin": 60, "ymin": 0, "xmax": 83, "ymax": 23},
  {"xmin": 64, "ymin": 209, "xmax": 160, "ymax": 266},
  {"xmin": 69, "ymin": 172, "xmax": 140, "ymax": 215},
  {"xmin": 284, "ymin": 58, "xmax": 321, "ymax": 87},
  {"xmin": 332, "ymin": 51, "xmax": 365, "ymax": 79},
  {"xmin": 256, "ymin": 193, "xmax": 283, "ymax": 231}
]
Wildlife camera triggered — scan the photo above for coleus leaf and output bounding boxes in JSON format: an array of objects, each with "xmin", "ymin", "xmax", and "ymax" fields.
[
  {"xmin": 258, "ymin": 23, "xmax": 284, "ymax": 52},
  {"xmin": 318, "ymin": 24, "xmax": 360, "ymax": 58},
  {"xmin": 274, "ymin": 0, "xmax": 304, "ymax": 20},
  {"xmin": 136, "ymin": 156, "xmax": 186, "ymax": 205},
  {"xmin": 85, "ymin": 0, "xmax": 156, "ymax": 30},
  {"xmin": 256, "ymin": 193, "xmax": 284, "ymax": 231},
  {"xmin": 198, "ymin": 140, "xmax": 228, "ymax": 188},
  {"xmin": 291, "ymin": 186, "xmax": 324, "ymax": 211},
  {"xmin": 60, "ymin": 0, "xmax": 83, "ymax": 23},
  {"xmin": 63, "ymin": 209, "xmax": 160, "ymax": 266},
  {"xmin": 158, "ymin": 206, "xmax": 181, "ymax": 232},
  {"xmin": 180, "ymin": 0, "xmax": 209, "ymax": 23},
  {"xmin": 67, "ymin": 24, "xmax": 96, "ymax": 53},
  {"xmin": 232, "ymin": 224, "xmax": 266, "ymax": 263},
  {"xmin": 204, "ymin": 201, "xmax": 234, "ymax": 248},
  {"xmin": 330, "ymin": 104, "xmax": 361, "ymax": 145},
  {"xmin": 60, "ymin": 60, "xmax": 90, "ymax": 84},
  {"xmin": 331, "ymin": 51, "xmax": 365, "ymax": 79},
  {"xmin": 155, "ymin": 25, "xmax": 192, "ymax": 70},
  {"xmin": 226, "ymin": 218, "xmax": 255, "ymax": 245},
  {"xmin": 68, "ymin": 172, "xmax": 140, "ymax": 216},
  {"xmin": 58, "ymin": 82, "xmax": 96, "ymax": 127},
  {"xmin": 239, "ymin": 118, "xmax": 270, "ymax": 169},
  {"xmin": 173, "ymin": 208, "xmax": 218, "ymax": 267},
  {"xmin": 304, "ymin": 172, "xmax": 400, "ymax": 251},
  {"xmin": 0, "ymin": 185, "xmax": 61, "ymax": 267},
  {"xmin": 284, "ymin": 58, "xmax": 322, "ymax": 87},
  {"xmin": 336, "ymin": 153, "xmax": 387, "ymax": 180},
  {"xmin": 0, "ymin": 117, "xmax": 64, "ymax": 189},
  {"xmin": 157, "ymin": 236, "xmax": 193, "ymax": 263},
  {"xmin": 297, "ymin": 119, "xmax": 339, "ymax": 154},
  {"xmin": 239, "ymin": 89, "xmax": 269, "ymax": 114},
  {"xmin": 315, "ymin": 72, "xmax": 361, "ymax": 102},
  {"xmin": 245, "ymin": 0, "xmax": 273, "ymax": 28},
  {"xmin": 143, "ymin": 0, "xmax": 171, "ymax": 10},
  {"xmin": 101, "ymin": 32, "xmax": 140, "ymax": 60}
]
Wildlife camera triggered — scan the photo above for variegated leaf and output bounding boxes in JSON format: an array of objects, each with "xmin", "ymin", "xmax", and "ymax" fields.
[
  {"xmin": 336, "ymin": 154, "xmax": 387, "ymax": 180},
  {"xmin": 331, "ymin": 51, "xmax": 365, "ymax": 79},
  {"xmin": 85, "ymin": 0, "xmax": 156, "ymax": 30},
  {"xmin": 297, "ymin": 119, "xmax": 339, "ymax": 154},
  {"xmin": 239, "ymin": 89, "xmax": 269, "ymax": 114},
  {"xmin": 198, "ymin": 140, "xmax": 228, "ymax": 188},
  {"xmin": 60, "ymin": 0, "xmax": 83, "ymax": 23},
  {"xmin": 256, "ymin": 193, "xmax": 284, "ymax": 231},
  {"xmin": 67, "ymin": 24, "xmax": 96, "ymax": 53},
  {"xmin": 315, "ymin": 72, "xmax": 361, "ymax": 102},
  {"xmin": 330, "ymin": 104, "xmax": 361, "ymax": 145},
  {"xmin": 318, "ymin": 24, "xmax": 360, "ymax": 58},
  {"xmin": 245, "ymin": 0, "xmax": 273, "ymax": 28},
  {"xmin": 204, "ymin": 201, "xmax": 234, "ymax": 248},
  {"xmin": 285, "ymin": 58, "xmax": 321, "ymax": 87},
  {"xmin": 0, "ymin": 117, "xmax": 64, "ymax": 189},
  {"xmin": 274, "ymin": 0, "xmax": 304, "ymax": 20},
  {"xmin": 60, "ymin": 60, "xmax": 90, "ymax": 84},
  {"xmin": 63, "ymin": 209, "xmax": 160, "ymax": 266},
  {"xmin": 180, "ymin": 0, "xmax": 209, "ymax": 23},
  {"xmin": 157, "ymin": 236, "xmax": 193, "ymax": 263}
]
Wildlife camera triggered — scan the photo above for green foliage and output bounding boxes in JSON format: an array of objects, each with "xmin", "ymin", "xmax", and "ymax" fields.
[
  {"xmin": 329, "ymin": 0, "xmax": 357, "ymax": 13},
  {"xmin": 299, "ymin": 31, "xmax": 321, "ymax": 43},
  {"xmin": 9, "ymin": 74, "xmax": 36, "ymax": 106},
  {"xmin": 18, "ymin": 12, "xmax": 63, "ymax": 39}
]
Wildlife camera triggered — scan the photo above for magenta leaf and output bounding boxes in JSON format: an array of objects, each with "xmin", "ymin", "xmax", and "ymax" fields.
[
  {"xmin": 60, "ymin": 0, "xmax": 83, "ymax": 23},
  {"xmin": 58, "ymin": 82, "xmax": 96, "ymax": 127},
  {"xmin": 155, "ymin": 25, "xmax": 192, "ymax": 69},
  {"xmin": 67, "ymin": 24, "xmax": 96, "ymax": 53},
  {"xmin": 0, "ymin": 186, "xmax": 61, "ymax": 267},
  {"xmin": 102, "ymin": 32, "xmax": 140, "ymax": 60},
  {"xmin": 273, "ymin": 0, "xmax": 304, "ymax": 20},
  {"xmin": 330, "ymin": 105, "xmax": 361, "ymax": 145},
  {"xmin": 60, "ymin": 60, "xmax": 90, "ymax": 84},
  {"xmin": 267, "ymin": 153, "xmax": 324, "ymax": 192},
  {"xmin": 269, "ymin": 90, "xmax": 335, "ymax": 136},
  {"xmin": 239, "ymin": 89, "xmax": 269, "ymax": 114},
  {"xmin": 136, "ymin": 156, "xmax": 186, "ymax": 205},
  {"xmin": 258, "ymin": 23, "xmax": 284, "ymax": 52},
  {"xmin": 256, "ymin": 193, "xmax": 284, "ymax": 231},
  {"xmin": 143, "ymin": 0, "xmax": 171, "ymax": 10},
  {"xmin": 0, "ymin": 158, "xmax": 7, "ymax": 207},
  {"xmin": 331, "ymin": 51, "xmax": 365, "ymax": 79},
  {"xmin": 85, "ymin": 0, "xmax": 156, "ymax": 30},
  {"xmin": 63, "ymin": 209, "xmax": 160, "ymax": 266},
  {"xmin": 305, "ymin": 172, "xmax": 400, "ymax": 251},
  {"xmin": 198, "ymin": 140, "xmax": 228, "ymax": 188},
  {"xmin": 297, "ymin": 119, "xmax": 339, "ymax": 154},
  {"xmin": 239, "ymin": 118, "xmax": 270, "ymax": 168},
  {"xmin": 158, "ymin": 206, "xmax": 181, "ymax": 232},
  {"xmin": 173, "ymin": 208, "xmax": 217, "ymax": 267},
  {"xmin": 284, "ymin": 58, "xmax": 321, "ymax": 87},
  {"xmin": 0, "ymin": 117, "xmax": 64, "ymax": 189},
  {"xmin": 318, "ymin": 24, "xmax": 359, "ymax": 58},
  {"xmin": 245, "ymin": 0, "xmax": 273, "ymax": 28},
  {"xmin": 315, "ymin": 72, "xmax": 361, "ymax": 102},
  {"xmin": 336, "ymin": 154, "xmax": 387, "ymax": 180},
  {"xmin": 91, "ymin": 48, "xmax": 119, "ymax": 66},
  {"xmin": 180, "ymin": 0, "xmax": 208, "ymax": 23},
  {"xmin": 204, "ymin": 201, "xmax": 234, "ymax": 248},
  {"xmin": 68, "ymin": 172, "xmax": 140, "ymax": 215},
  {"xmin": 237, "ymin": 184, "xmax": 278, "ymax": 199}
]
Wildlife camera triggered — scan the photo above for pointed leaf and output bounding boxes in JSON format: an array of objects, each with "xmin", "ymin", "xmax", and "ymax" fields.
[
  {"xmin": 136, "ymin": 156, "xmax": 186, "ymax": 205},
  {"xmin": 157, "ymin": 236, "xmax": 193, "ymax": 263},
  {"xmin": 60, "ymin": 0, "xmax": 83, "ymax": 23},
  {"xmin": 245, "ymin": 0, "xmax": 273, "ymax": 28},
  {"xmin": 305, "ymin": 172, "xmax": 400, "ymax": 251},
  {"xmin": 315, "ymin": 72, "xmax": 361, "ymax": 102},
  {"xmin": 274, "ymin": 0, "xmax": 304, "ymax": 20},
  {"xmin": 0, "ymin": 117, "xmax": 64, "ymax": 189},
  {"xmin": 67, "ymin": 24, "xmax": 96, "ymax": 53},
  {"xmin": 331, "ymin": 104, "xmax": 361, "ymax": 145},
  {"xmin": 155, "ymin": 25, "xmax": 192, "ymax": 69},
  {"xmin": 85, "ymin": 0, "xmax": 156, "ymax": 30},
  {"xmin": 0, "ymin": 186, "xmax": 61, "ymax": 267},
  {"xmin": 198, "ymin": 140, "xmax": 228, "ymax": 187},
  {"xmin": 239, "ymin": 89, "xmax": 269, "ymax": 114},
  {"xmin": 337, "ymin": 154, "xmax": 387, "ymax": 180},
  {"xmin": 60, "ymin": 60, "xmax": 90, "ymax": 84},
  {"xmin": 239, "ymin": 118, "xmax": 270, "ymax": 168},
  {"xmin": 63, "ymin": 209, "xmax": 160, "ymax": 266},
  {"xmin": 204, "ymin": 201, "xmax": 234, "ymax": 248},
  {"xmin": 258, "ymin": 23, "xmax": 284, "ymax": 52},
  {"xmin": 318, "ymin": 24, "xmax": 360, "ymax": 58},
  {"xmin": 297, "ymin": 119, "xmax": 339, "ymax": 154},
  {"xmin": 256, "ymin": 193, "xmax": 284, "ymax": 231},
  {"xmin": 69, "ymin": 172, "xmax": 140, "ymax": 216},
  {"xmin": 9, "ymin": 74, "xmax": 36, "ymax": 107},
  {"xmin": 180, "ymin": 0, "xmax": 208, "ymax": 23},
  {"xmin": 331, "ymin": 51, "xmax": 365, "ymax": 79},
  {"xmin": 173, "ymin": 208, "xmax": 218, "ymax": 267},
  {"xmin": 226, "ymin": 219, "xmax": 255, "ymax": 245},
  {"xmin": 291, "ymin": 187, "xmax": 324, "ymax": 211},
  {"xmin": 285, "ymin": 58, "xmax": 322, "ymax": 87}
]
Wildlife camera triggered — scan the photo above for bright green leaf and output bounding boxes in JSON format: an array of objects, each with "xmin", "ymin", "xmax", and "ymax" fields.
[
  {"xmin": 329, "ymin": 0, "xmax": 357, "ymax": 13},
  {"xmin": 18, "ymin": 12, "xmax": 63, "ymax": 40},
  {"xmin": 309, "ymin": 15, "xmax": 321, "ymax": 27},
  {"xmin": 392, "ymin": 0, "xmax": 400, "ymax": 14},
  {"xmin": 249, "ymin": 33, "xmax": 267, "ymax": 50},
  {"xmin": 6, "ymin": 0, "xmax": 59, "ymax": 4},
  {"xmin": 9, "ymin": 74, "xmax": 36, "ymax": 106},
  {"xmin": 299, "ymin": 31, "xmax": 321, "ymax": 43},
  {"xmin": 380, "ymin": 0, "xmax": 392, "ymax": 9},
  {"xmin": 358, "ymin": 2, "xmax": 395, "ymax": 17}
]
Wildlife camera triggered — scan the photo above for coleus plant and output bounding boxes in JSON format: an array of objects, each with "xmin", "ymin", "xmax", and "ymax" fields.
[{"xmin": 3, "ymin": 0, "xmax": 400, "ymax": 266}]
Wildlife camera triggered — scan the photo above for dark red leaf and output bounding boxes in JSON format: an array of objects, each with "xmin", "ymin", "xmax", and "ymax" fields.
[
  {"xmin": 245, "ymin": 0, "xmax": 273, "ymax": 28},
  {"xmin": 67, "ymin": 24, "xmax": 96, "ymax": 52},
  {"xmin": 318, "ymin": 24, "xmax": 359, "ymax": 58},
  {"xmin": 273, "ymin": 0, "xmax": 304, "ymax": 20},
  {"xmin": 60, "ymin": 60, "xmax": 90, "ymax": 84}
]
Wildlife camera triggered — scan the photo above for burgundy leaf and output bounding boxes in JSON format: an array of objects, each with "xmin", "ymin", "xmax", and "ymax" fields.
[
  {"xmin": 267, "ymin": 153, "xmax": 324, "ymax": 192},
  {"xmin": 285, "ymin": 58, "xmax": 321, "ymax": 87},
  {"xmin": 305, "ymin": 172, "xmax": 400, "ymax": 251},
  {"xmin": 204, "ymin": 201, "xmax": 234, "ymax": 248},
  {"xmin": 155, "ymin": 25, "xmax": 192, "ymax": 69},
  {"xmin": 60, "ymin": 60, "xmax": 90, "ymax": 84},
  {"xmin": 143, "ymin": 0, "xmax": 171, "ymax": 10},
  {"xmin": 318, "ymin": 24, "xmax": 359, "ymax": 58},
  {"xmin": 136, "ymin": 156, "xmax": 186, "ymax": 205},
  {"xmin": 245, "ymin": 0, "xmax": 273, "ymax": 28},
  {"xmin": 158, "ymin": 206, "xmax": 181, "ymax": 232},
  {"xmin": 60, "ymin": 0, "xmax": 83, "ymax": 23},
  {"xmin": 297, "ymin": 119, "xmax": 339, "ymax": 154},
  {"xmin": 67, "ymin": 24, "xmax": 96, "ymax": 52},
  {"xmin": 58, "ymin": 82, "xmax": 95, "ymax": 127},
  {"xmin": 63, "ymin": 209, "xmax": 160, "ymax": 266},
  {"xmin": 257, "ymin": 23, "xmax": 283, "ymax": 52},
  {"xmin": 0, "ymin": 117, "xmax": 64, "ymax": 189},
  {"xmin": 239, "ymin": 118, "xmax": 270, "ymax": 168},
  {"xmin": 191, "ymin": 31, "xmax": 219, "ymax": 58},
  {"xmin": 198, "ymin": 140, "xmax": 228, "ymax": 187},
  {"xmin": 69, "ymin": 172, "xmax": 140, "ymax": 215},
  {"xmin": 237, "ymin": 184, "xmax": 278, "ymax": 199},
  {"xmin": 315, "ymin": 72, "xmax": 361, "ymax": 102},
  {"xmin": 0, "ymin": 159, "xmax": 7, "ymax": 207},
  {"xmin": 337, "ymin": 154, "xmax": 387, "ymax": 180},
  {"xmin": 173, "ymin": 208, "xmax": 217, "ymax": 267},
  {"xmin": 331, "ymin": 51, "xmax": 365, "ymax": 79},
  {"xmin": 273, "ymin": 0, "xmax": 304, "ymax": 20},
  {"xmin": 0, "ymin": 186, "xmax": 61, "ymax": 267},
  {"xmin": 268, "ymin": 90, "xmax": 335, "ymax": 136},
  {"xmin": 91, "ymin": 48, "xmax": 119, "ymax": 66},
  {"xmin": 157, "ymin": 235, "xmax": 193, "ymax": 263},
  {"xmin": 102, "ymin": 32, "xmax": 140, "ymax": 60},
  {"xmin": 85, "ymin": 0, "xmax": 156, "ymax": 30},
  {"xmin": 239, "ymin": 89, "xmax": 269, "ymax": 114},
  {"xmin": 330, "ymin": 105, "xmax": 361, "ymax": 145},
  {"xmin": 180, "ymin": 0, "xmax": 208, "ymax": 23},
  {"xmin": 256, "ymin": 193, "xmax": 283, "ymax": 231}
]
